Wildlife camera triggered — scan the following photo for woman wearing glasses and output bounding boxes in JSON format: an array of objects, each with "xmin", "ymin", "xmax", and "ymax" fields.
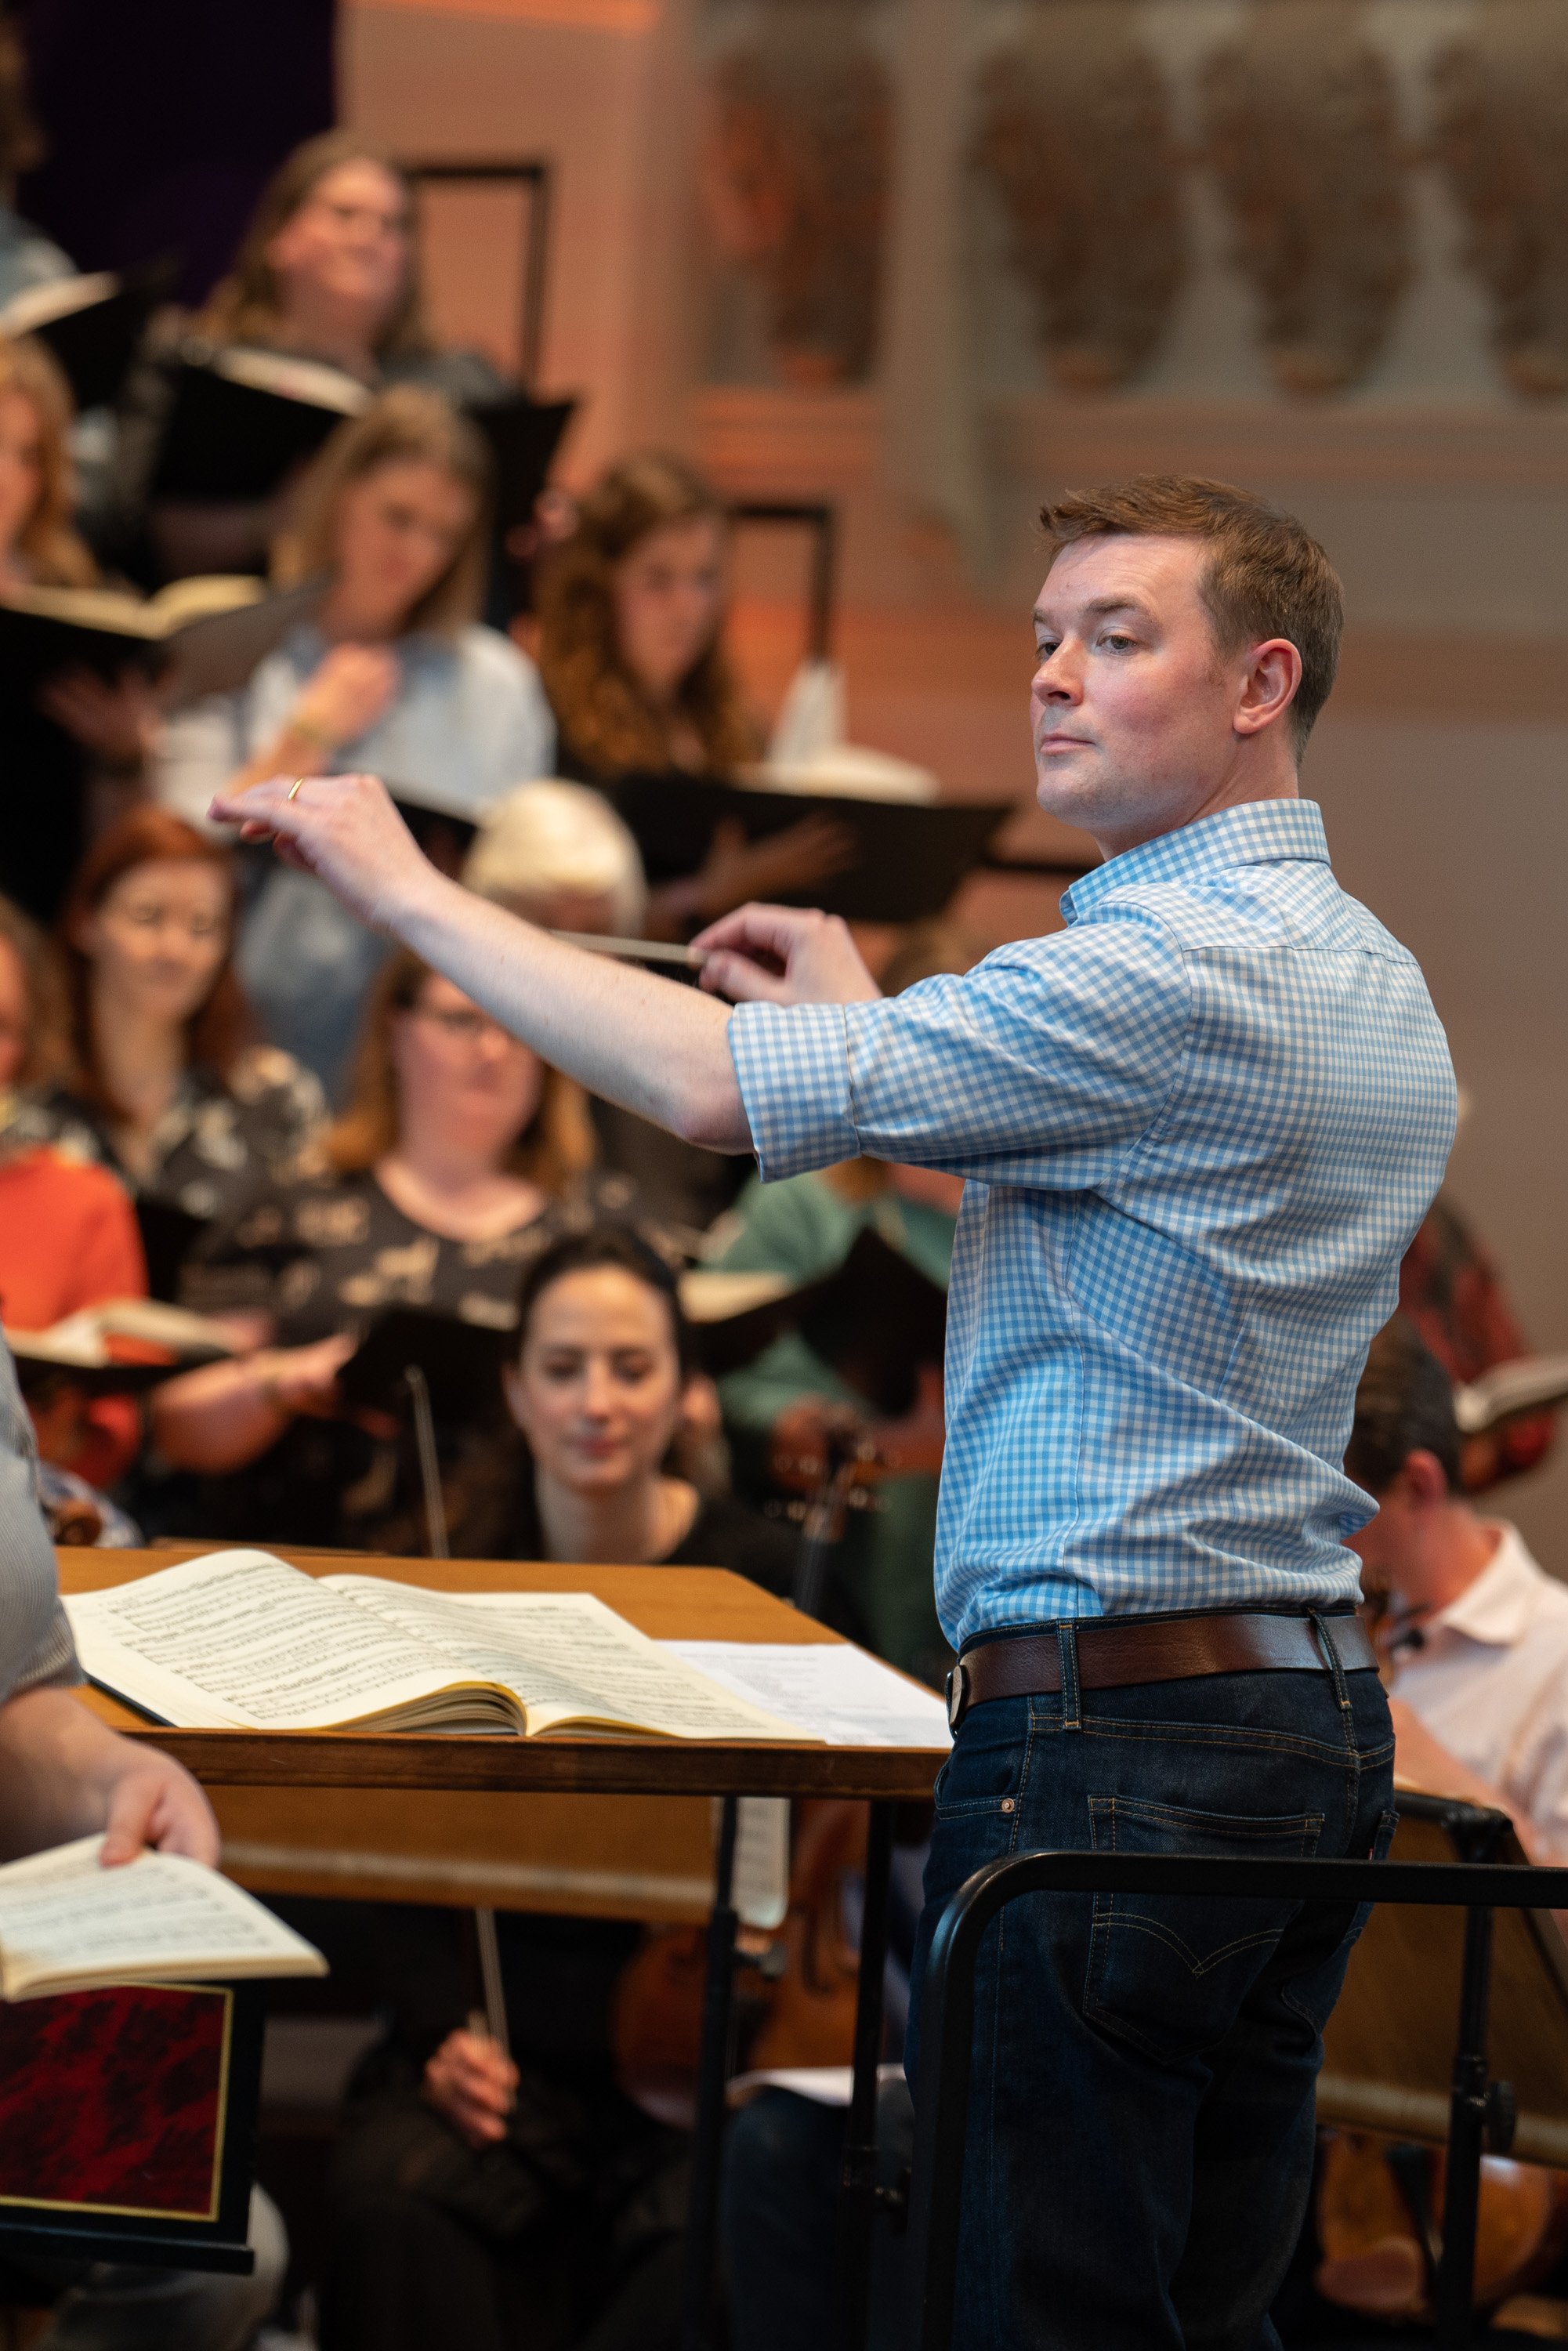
[{"xmin": 144, "ymin": 947, "xmax": 645, "ymax": 1549}]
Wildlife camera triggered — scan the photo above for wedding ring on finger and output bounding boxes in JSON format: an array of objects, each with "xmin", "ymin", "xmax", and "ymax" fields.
[{"xmin": 288, "ymin": 777, "xmax": 306, "ymax": 802}]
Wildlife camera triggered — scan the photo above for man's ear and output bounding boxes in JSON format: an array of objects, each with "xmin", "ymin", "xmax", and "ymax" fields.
[
  {"xmin": 1233, "ymin": 638, "xmax": 1302, "ymax": 740},
  {"xmin": 1396, "ymin": 1448, "xmax": 1452, "ymax": 1512}
]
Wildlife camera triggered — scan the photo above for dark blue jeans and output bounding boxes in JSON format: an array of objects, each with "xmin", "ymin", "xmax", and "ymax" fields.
[{"xmin": 907, "ymin": 1647, "xmax": 1396, "ymax": 2351}]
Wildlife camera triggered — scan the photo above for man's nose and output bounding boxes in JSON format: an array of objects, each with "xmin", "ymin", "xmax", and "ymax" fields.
[{"xmin": 1032, "ymin": 650, "xmax": 1081, "ymax": 703}]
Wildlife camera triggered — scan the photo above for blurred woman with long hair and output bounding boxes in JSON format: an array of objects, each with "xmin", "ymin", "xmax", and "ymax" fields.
[
  {"xmin": 33, "ymin": 806, "xmax": 324, "ymax": 1235},
  {"xmin": 537, "ymin": 451, "xmax": 849, "ymax": 933},
  {"xmin": 154, "ymin": 386, "xmax": 553, "ymax": 1095}
]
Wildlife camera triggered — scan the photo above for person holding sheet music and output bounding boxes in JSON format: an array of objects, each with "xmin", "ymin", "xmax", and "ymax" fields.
[
  {"xmin": 154, "ymin": 387, "xmax": 554, "ymax": 1096},
  {"xmin": 99, "ymin": 130, "xmax": 509, "ymax": 585},
  {"xmin": 145, "ymin": 949, "xmax": 650, "ymax": 1552},
  {"xmin": 30, "ymin": 808, "xmax": 324, "ymax": 1252},
  {"xmin": 537, "ymin": 452, "xmax": 852, "ymax": 934},
  {"xmin": 0, "ymin": 1321, "xmax": 289, "ymax": 2348},
  {"xmin": 0, "ymin": 335, "xmax": 161, "ymax": 914}
]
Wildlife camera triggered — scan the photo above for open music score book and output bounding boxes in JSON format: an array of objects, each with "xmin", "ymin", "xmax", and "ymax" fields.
[
  {"xmin": 0, "ymin": 1837, "xmax": 324, "ymax": 2001},
  {"xmin": 63, "ymin": 1550, "xmax": 812, "ymax": 1743}
]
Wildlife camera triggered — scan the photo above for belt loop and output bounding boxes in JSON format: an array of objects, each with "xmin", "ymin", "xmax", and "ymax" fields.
[
  {"xmin": 1057, "ymin": 1621, "xmax": 1081, "ymax": 1731},
  {"xmin": 1310, "ymin": 1610, "xmax": 1352, "ymax": 1714}
]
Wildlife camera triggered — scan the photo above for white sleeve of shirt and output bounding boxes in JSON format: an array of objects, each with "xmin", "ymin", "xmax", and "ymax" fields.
[{"xmin": 1506, "ymin": 1697, "xmax": 1568, "ymax": 1863}]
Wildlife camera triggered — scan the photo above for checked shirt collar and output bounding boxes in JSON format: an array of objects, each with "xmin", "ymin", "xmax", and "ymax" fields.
[{"xmin": 1060, "ymin": 798, "xmax": 1331, "ymax": 926}]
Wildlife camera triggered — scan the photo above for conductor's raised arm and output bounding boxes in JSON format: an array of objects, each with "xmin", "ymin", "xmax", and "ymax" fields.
[{"xmin": 209, "ymin": 771, "xmax": 880, "ymax": 1154}]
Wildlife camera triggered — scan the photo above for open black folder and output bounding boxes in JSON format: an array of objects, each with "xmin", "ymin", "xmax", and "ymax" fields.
[
  {"xmin": 150, "ymin": 345, "xmax": 577, "ymax": 529},
  {"xmin": 0, "ymin": 574, "xmax": 326, "ymax": 708},
  {"xmin": 0, "ymin": 261, "xmax": 176, "ymax": 411},
  {"xmin": 605, "ymin": 773, "xmax": 1014, "ymax": 926}
]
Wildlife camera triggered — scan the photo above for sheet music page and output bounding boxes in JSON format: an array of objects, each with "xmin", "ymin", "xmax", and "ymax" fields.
[
  {"xmin": 0, "ymin": 1836, "xmax": 325, "ymax": 1999},
  {"xmin": 661, "ymin": 1642, "xmax": 951, "ymax": 1749},
  {"xmin": 325, "ymin": 1579, "xmax": 812, "ymax": 1741},
  {"xmin": 64, "ymin": 1551, "xmax": 493, "ymax": 1730}
]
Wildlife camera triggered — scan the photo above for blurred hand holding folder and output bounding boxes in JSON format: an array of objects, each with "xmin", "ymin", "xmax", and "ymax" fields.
[
  {"xmin": 607, "ymin": 770, "xmax": 1016, "ymax": 926},
  {"xmin": 0, "ymin": 1839, "xmax": 320, "ymax": 2277}
]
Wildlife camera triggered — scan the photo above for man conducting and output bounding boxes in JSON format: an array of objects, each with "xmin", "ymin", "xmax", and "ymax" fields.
[{"xmin": 217, "ymin": 476, "xmax": 1456, "ymax": 2348}]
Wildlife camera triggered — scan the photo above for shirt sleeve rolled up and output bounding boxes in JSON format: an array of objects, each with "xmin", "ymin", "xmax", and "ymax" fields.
[{"xmin": 729, "ymin": 911, "xmax": 1190, "ymax": 1186}]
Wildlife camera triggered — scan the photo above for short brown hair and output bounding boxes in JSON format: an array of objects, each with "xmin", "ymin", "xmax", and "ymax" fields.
[
  {"xmin": 1345, "ymin": 1316, "xmax": 1461, "ymax": 1497},
  {"xmin": 198, "ymin": 130, "xmax": 431, "ymax": 360},
  {"xmin": 536, "ymin": 451, "xmax": 760, "ymax": 779},
  {"xmin": 1037, "ymin": 474, "xmax": 1343, "ymax": 754},
  {"xmin": 57, "ymin": 809, "xmax": 253, "ymax": 1114},
  {"xmin": 273, "ymin": 386, "xmax": 492, "ymax": 636},
  {"xmin": 326, "ymin": 947, "xmax": 596, "ymax": 1196}
]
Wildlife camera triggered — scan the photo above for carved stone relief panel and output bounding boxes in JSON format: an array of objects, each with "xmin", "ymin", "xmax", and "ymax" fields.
[
  {"xmin": 1432, "ymin": 0, "xmax": 1568, "ymax": 398},
  {"xmin": 969, "ymin": 1, "xmax": 1186, "ymax": 393},
  {"xmin": 1201, "ymin": 0, "xmax": 1412, "ymax": 395},
  {"xmin": 700, "ymin": 0, "xmax": 892, "ymax": 386}
]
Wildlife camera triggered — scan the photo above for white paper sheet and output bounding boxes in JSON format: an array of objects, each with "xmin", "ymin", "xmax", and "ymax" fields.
[
  {"xmin": 661, "ymin": 1642, "xmax": 951, "ymax": 1749},
  {"xmin": 0, "ymin": 1836, "xmax": 325, "ymax": 1999}
]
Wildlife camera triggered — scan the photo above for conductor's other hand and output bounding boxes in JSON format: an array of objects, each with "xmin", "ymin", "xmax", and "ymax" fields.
[
  {"xmin": 209, "ymin": 771, "xmax": 438, "ymax": 936},
  {"xmin": 100, "ymin": 1741, "xmax": 221, "ymax": 1869},
  {"xmin": 292, "ymin": 643, "xmax": 400, "ymax": 752},
  {"xmin": 693, "ymin": 904, "xmax": 882, "ymax": 1007},
  {"xmin": 424, "ymin": 2027, "xmax": 519, "ymax": 2147}
]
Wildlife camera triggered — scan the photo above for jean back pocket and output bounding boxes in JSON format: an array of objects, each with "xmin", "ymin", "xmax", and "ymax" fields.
[{"xmin": 1083, "ymin": 1793, "xmax": 1324, "ymax": 2067}]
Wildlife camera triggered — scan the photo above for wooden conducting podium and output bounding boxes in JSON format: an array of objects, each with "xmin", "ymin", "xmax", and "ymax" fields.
[{"xmin": 57, "ymin": 1543, "xmax": 944, "ymax": 2349}]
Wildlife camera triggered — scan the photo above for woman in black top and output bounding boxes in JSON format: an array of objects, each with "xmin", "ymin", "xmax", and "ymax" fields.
[
  {"xmin": 317, "ymin": 1228, "xmax": 796, "ymax": 2351},
  {"xmin": 145, "ymin": 949, "xmax": 639, "ymax": 1548}
]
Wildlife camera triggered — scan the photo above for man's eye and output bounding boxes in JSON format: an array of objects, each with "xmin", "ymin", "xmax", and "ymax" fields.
[{"xmin": 1101, "ymin": 632, "xmax": 1138, "ymax": 651}]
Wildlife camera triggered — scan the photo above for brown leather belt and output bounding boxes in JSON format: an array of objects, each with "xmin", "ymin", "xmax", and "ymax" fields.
[{"xmin": 945, "ymin": 1610, "xmax": 1377, "ymax": 1731}]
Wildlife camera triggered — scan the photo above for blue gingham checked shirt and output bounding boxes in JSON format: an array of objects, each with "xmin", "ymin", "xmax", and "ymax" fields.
[{"xmin": 728, "ymin": 799, "xmax": 1457, "ymax": 1646}]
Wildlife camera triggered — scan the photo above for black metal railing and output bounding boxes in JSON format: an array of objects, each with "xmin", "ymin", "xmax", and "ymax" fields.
[{"xmin": 906, "ymin": 1850, "xmax": 1568, "ymax": 2351}]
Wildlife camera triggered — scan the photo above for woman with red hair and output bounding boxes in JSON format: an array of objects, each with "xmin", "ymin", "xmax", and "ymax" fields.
[{"xmin": 27, "ymin": 807, "xmax": 324, "ymax": 1250}]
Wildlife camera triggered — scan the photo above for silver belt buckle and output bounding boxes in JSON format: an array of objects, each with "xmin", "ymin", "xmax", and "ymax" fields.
[{"xmin": 945, "ymin": 1658, "xmax": 970, "ymax": 1733}]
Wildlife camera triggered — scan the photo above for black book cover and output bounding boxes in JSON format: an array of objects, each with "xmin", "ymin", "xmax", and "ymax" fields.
[{"xmin": 606, "ymin": 773, "xmax": 1014, "ymax": 926}]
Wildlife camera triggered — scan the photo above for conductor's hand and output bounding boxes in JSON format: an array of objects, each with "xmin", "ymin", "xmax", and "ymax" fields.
[
  {"xmin": 209, "ymin": 771, "xmax": 439, "ymax": 936},
  {"xmin": 692, "ymin": 904, "xmax": 882, "ymax": 1007},
  {"xmin": 100, "ymin": 1739, "xmax": 221, "ymax": 1869},
  {"xmin": 424, "ymin": 2027, "xmax": 519, "ymax": 2148}
]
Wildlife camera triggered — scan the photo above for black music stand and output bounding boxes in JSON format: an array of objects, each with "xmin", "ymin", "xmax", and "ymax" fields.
[{"xmin": 903, "ymin": 1849, "xmax": 1568, "ymax": 2351}]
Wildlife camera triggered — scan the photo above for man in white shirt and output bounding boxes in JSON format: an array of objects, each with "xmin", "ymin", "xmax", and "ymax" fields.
[{"xmin": 1349, "ymin": 1317, "xmax": 1568, "ymax": 1860}]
